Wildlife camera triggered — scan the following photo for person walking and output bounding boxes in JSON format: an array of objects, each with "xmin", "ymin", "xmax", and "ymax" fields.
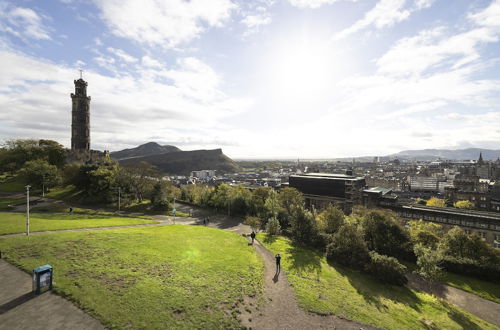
[
  {"xmin": 275, "ymin": 254, "xmax": 281, "ymax": 274},
  {"xmin": 250, "ymin": 231, "xmax": 256, "ymax": 244}
]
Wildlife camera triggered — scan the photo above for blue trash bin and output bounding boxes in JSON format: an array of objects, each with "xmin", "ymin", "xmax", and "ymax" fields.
[{"xmin": 32, "ymin": 264, "xmax": 53, "ymax": 294}]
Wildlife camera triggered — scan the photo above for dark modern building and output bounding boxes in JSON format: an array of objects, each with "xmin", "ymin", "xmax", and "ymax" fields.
[
  {"xmin": 71, "ymin": 77, "xmax": 91, "ymax": 151},
  {"xmin": 289, "ymin": 173, "xmax": 366, "ymax": 214}
]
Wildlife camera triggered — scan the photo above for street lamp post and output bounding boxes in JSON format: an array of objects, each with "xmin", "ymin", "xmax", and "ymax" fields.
[
  {"xmin": 118, "ymin": 187, "xmax": 121, "ymax": 212},
  {"xmin": 42, "ymin": 173, "xmax": 45, "ymax": 197},
  {"xmin": 26, "ymin": 185, "xmax": 31, "ymax": 236}
]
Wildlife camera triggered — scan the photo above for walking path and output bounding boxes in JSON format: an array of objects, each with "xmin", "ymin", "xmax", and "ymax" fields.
[
  {"xmin": 0, "ymin": 260, "xmax": 104, "ymax": 330},
  {"xmin": 2, "ymin": 200, "xmax": 500, "ymax": 329}
]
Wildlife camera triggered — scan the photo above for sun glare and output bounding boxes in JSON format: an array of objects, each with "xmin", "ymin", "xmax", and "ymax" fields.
[{"xmin": 268, "ymin": 41, "xmax": 337, "ymax": 106}]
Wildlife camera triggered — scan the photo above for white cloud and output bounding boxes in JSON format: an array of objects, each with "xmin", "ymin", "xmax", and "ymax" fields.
[
  {"xmin": 94, "ymin": 0, "xmax": 236, "ymax": 48},
  {"xmin": 287, "ymin": 0, "xmax": 345, "ymax": 9},
  {"xmin": 241, "ymin": 13, "xmax": 272, "ymax": 36},
  {"xmin": 377, "ymin": 2, "xmax": 500, "ymax": 77},
  {"xmin": 141, "ymin": 56, "xmax": 162, "ymax": 68},
  {"xmin": 0, "ymin": 48, "xmax": 251, "ymax": 152},
  {"xmin": 334, "ymin": 0, "xmax": 410, "ymax": 40},
  {"xmin": 107, "ymin": 47, "xmax": 137, "ymax": 63},
  {"xmin": 469, "ymin": 0, "xmax": 500, "ymax": 28},
  {"xmin": 414, "ymin": 0, "xmax": 435, "ymax": 10},
  {"xmin": 0, "ymin": 2, "xmax": 51, "ymax": 41}
]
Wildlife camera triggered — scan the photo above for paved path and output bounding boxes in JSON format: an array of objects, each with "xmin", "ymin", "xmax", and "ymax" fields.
[
  {"xmin": 0, "ymin": 260, "xmax": 104, "ymax": 330},
  {"xmin": 407, "ymin": 274, "xmax": 500, "ymax": 327}
]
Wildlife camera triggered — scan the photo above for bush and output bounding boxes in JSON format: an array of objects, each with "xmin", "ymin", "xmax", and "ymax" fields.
[
  {"xmin": 152, "ymin": 199, "xmax": 171, "ymax": 211},
  {"xmin": 326, "ymin": 224, "xmax": 370, "ymax": 269},
  {"xmin": 365, "ymin": 251, "xmax": 408, "ymax": 286},
  {"xmin": 266, "ymin": 217, "xmax": 281, "ymax": 235}
]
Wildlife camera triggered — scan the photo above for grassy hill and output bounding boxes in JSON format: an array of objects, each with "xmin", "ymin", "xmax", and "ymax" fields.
[
  {"xmin": 0, "ymin": 226, "xmax": 263, "ymax": 328},
  {"xmin": 258, "ymin": 234, "xmax": 498, "ymax": 330},
  {"xmin": 118, "ymin": 148, "xmax": 240, "ymax": 175},
  {"xmin": 110, "ymin": 142, "xmax": 181, "ymax": 159}
]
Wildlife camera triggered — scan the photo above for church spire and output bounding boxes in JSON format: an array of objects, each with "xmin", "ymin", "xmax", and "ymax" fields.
[{"xmin": 478, "ymin": 151, "xmax": 484, "ymax": 165}]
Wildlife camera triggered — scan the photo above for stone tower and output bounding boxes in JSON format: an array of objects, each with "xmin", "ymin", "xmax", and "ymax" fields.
[{"xmin": 71, "ymin": 77, "xmax": 91, "ymax": 151}]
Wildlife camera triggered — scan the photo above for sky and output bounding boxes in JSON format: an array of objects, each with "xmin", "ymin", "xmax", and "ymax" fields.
[{"xmin": 1, "ymin": 0, "xmax": 500, "ymax": 159}]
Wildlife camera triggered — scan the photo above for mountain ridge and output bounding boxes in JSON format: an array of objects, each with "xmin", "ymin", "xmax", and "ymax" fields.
[
  {"xmin": 111, "ymin": 142, "xmax": 181, "ymax": 160},
  {"xmin": 115, "ymin": 143, "xmax": 240, "ymax": 174}
]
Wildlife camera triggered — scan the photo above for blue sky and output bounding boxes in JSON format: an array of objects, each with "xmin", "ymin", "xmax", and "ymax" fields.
[{"xmin": 1, "ymin": 0, "xmax": 500, "ymax": 158}]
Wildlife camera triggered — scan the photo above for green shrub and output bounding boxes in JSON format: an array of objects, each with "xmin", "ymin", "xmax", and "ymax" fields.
[
  {"xmin": 266, "ymin": 217, "xmax": 281, "ymax": 235},
  {"xmin": 365, "ymin": 251, "xmax": 408, "ymax": 286},
  {"xmin": 326, "ymin": 224, "xmax": 370, "ymax": 269}
]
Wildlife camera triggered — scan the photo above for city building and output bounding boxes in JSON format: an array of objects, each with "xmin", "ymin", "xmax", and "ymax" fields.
[
  {"xmin": 288, "ymin": 172, "xmax": 366, "ymax": 214},
  {"xmin": 190, "ymin": 170, "xmax": 216, "ymax": 179}
]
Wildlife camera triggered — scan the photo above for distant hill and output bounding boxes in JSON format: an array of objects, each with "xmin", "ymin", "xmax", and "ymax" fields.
[
  {"xmin": 111, "ymin": 142, "xmax": 180, "ymax": 160},
  {"xmin": 389, "ymin": 148, "xmax": 500, "ymax": 161},
  {"xmin": 118, "ymin": 148, "xmax": 240, "ymax": 175}
]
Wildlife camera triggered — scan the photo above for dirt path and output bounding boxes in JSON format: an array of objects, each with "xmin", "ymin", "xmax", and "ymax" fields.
[{"xmin": 239, "ymin": 239, "xmax": 375, "ymax": 330}]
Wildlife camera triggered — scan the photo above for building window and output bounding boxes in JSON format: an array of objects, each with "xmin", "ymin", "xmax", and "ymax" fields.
[
  {"xmin": 479, "ymin": 232, "xmax": 487, "ymax": 241},
  {"xmin": 465, "ymin": 229, "xmax": 471, "ymax": 235}
]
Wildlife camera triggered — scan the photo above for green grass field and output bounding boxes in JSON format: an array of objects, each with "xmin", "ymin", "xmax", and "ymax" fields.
[
  {"xmin": 0, "ymin": 226, "xmax": 263, "ymax": 328},
  {"xmin": 258, "ymin": 234, "xmax": 498, "ymax": 330},
  {"xmin": 443, "ymin": 272, "xmax": 500, "ymax": 304},
  {"xmin": 0, "ymin": 212, "xmax": 157, "ymax": 235}
]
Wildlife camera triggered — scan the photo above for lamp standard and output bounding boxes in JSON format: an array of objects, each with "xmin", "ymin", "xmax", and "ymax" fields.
[
  {"xmin": 26, "ymin": 185, "xmax": 31, "ymax": 236},
  {"xmin": 42, "ymin": 173, "xmax": 46, "ymax": 197},
  {"xmin": 118, "ymin": 187, "xmax": 121, "ymax": 212}
]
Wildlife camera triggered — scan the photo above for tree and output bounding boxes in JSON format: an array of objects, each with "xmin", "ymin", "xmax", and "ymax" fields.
[
  {"xmin": 250, "ymin": 187, "xmax": 272, "ymax": 217},
  {"xmin": 414, "ymin": 243, "xmax": 444, "ymax": 286},
  {"xmin": 1, "ymin": 139, "xmax": 67, "ymax": 171},
  {"xmin": 228, "ymin": 185, "xmax": 253, "ymax": 215},
  {"xmin": 316, "ymin": 205, "xmax": 345, "ymax": 234},
  {"xmin": 439, "ymin": 226, "xmax": 471, "ymax": 259},
  {"xmin": 326, "ymin": 223, "xmax": 370, "ymax": 269},
  {"xmin": 408, "ymin": 220, "xmax": 442, "ymax": 249},
  {"xmin": 266, "ymin": 217, "xmax": 281, "ymax": 235},
  {"xmin": 150, "ymin": 181, "xmax": 172, "ymax": 211},
  {"xmin": 123, "ymin": 162, "xmax": 159, "ymax": 202},
  {"xmin": 264, "ymin": 189, "xmax": 280, "ymax": 219},
  {"xmin": 426, "ymin": 197, "xmax": 445, "ymax": 207},
  {"xmin": 278, "ymin": 187, "xmax": 304, "ymax": 229},
  {"xmin": 210, "ymin": 184, "xmax": 232, "ymax": 212},
  {"xmin": 20, "ymin": 159, "xmax": 61, "ymax": 190},
  {"xmin": 361, "ymin": 210, "xmax": 411, "ymax": 259},
  {"xmin": 289, "ymin": 205, "xmax": 318, "ymax": 245},
  {"xmin": 244, "ymin": 216, "xmax": 262, "ymax": 232},
  {"xmin": 454, "ymin": 200, "xmax": 474, "ymax": 210}
]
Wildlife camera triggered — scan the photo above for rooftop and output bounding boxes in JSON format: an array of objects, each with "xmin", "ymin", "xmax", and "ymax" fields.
[{"xmin": 293, "ymin": 173, "xmax": 364, "ymax": 180}]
